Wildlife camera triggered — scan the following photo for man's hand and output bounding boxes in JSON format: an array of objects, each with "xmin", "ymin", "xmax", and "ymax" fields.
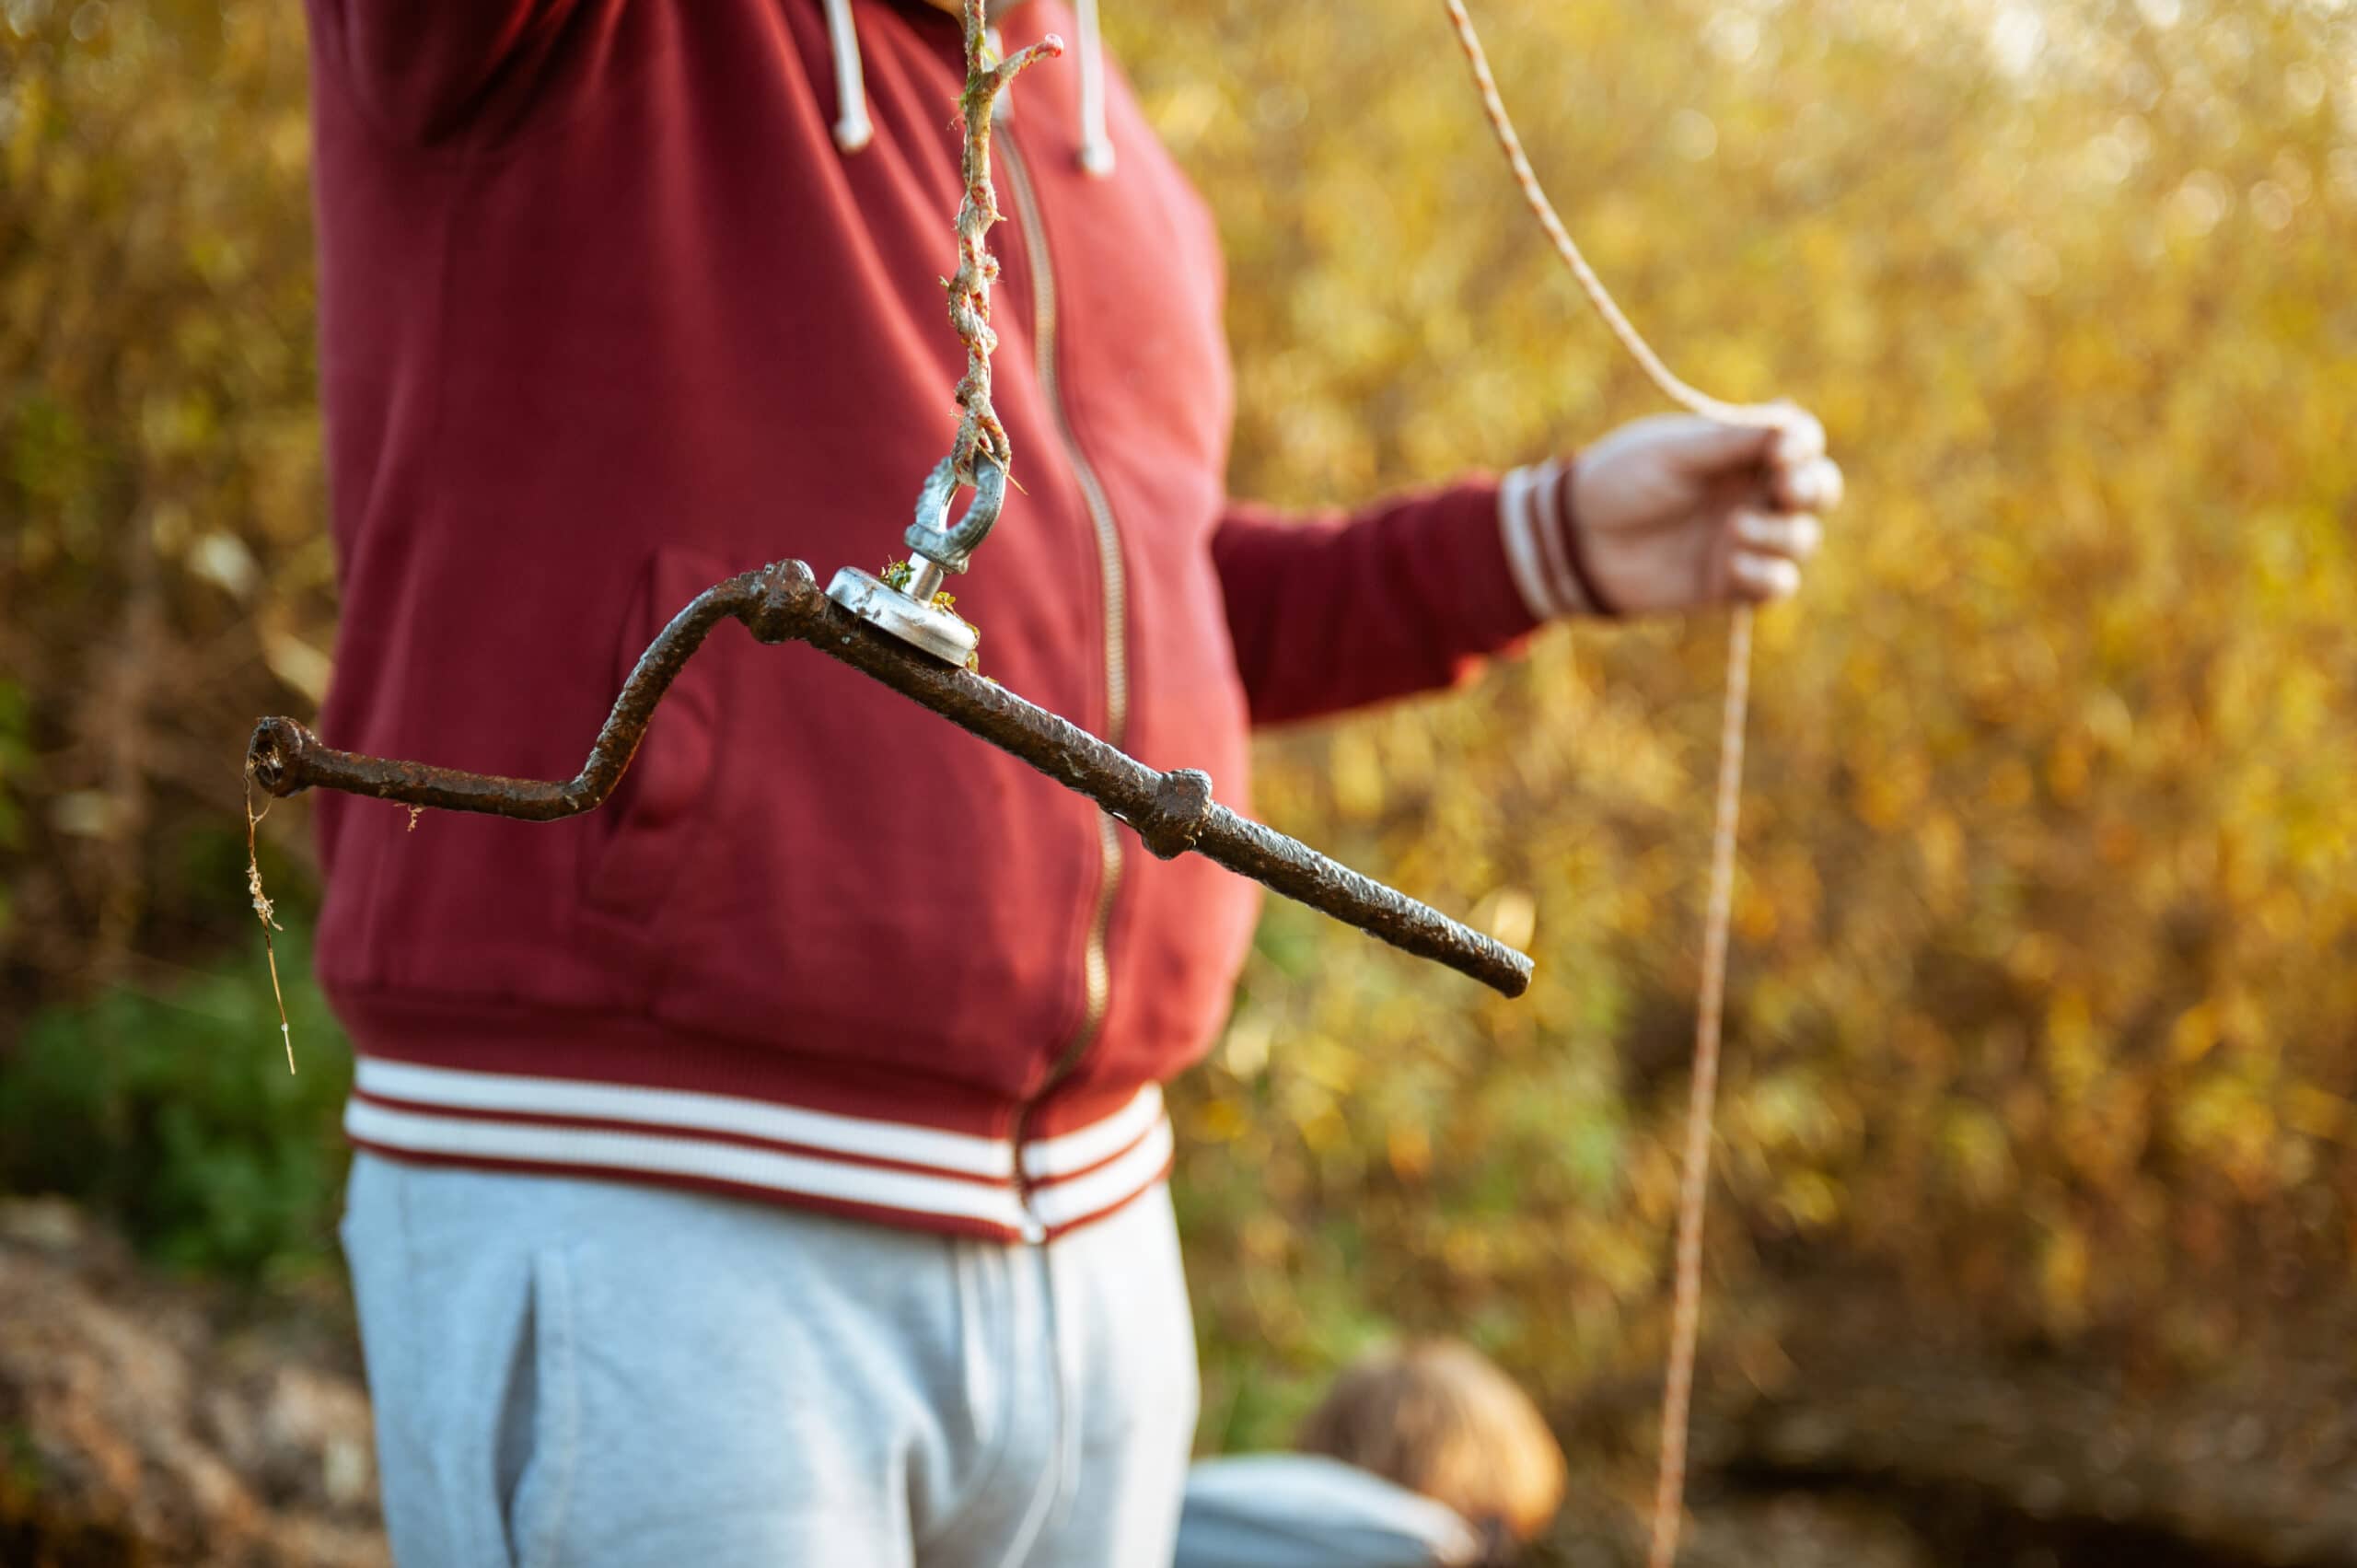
[{"xmin": 1568, "ymin": 406, "xmax": 1842, "ymax": 614}]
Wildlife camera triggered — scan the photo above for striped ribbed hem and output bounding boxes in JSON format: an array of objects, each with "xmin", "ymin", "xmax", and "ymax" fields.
[
  {"xmin": 1499, "ymin": 458, "xmax": 1608, "ymax": 620},
  {"xmin": 344, "ymin": 1058, "xmax": 1174, "ymax": 1244}
]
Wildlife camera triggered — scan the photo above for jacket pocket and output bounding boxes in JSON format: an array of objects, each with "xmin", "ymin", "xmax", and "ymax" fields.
[{"xmin": 577, "ymin": 547, "xmax": 734, "ymax": 921}]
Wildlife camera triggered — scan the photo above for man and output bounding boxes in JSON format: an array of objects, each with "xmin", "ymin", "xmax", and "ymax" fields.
[{"xmin": 307, "ymin": 2, "xmax": 1840, "ymax": 1563}]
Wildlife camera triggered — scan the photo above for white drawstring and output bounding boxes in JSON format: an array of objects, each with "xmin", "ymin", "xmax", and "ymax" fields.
[
  {"xmin": 823, "ymin": 0, "xmax": 875, "ymax": 152},
  {"xmin": 831, "ymin": 3, "xmax": 1111, "ymax": 176},
  {"xmin": 1074, "ymin": 0, "xmax": 1114, "ymax": 176}
]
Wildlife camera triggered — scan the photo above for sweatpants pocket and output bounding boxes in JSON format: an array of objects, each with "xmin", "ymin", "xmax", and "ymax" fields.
[{"xmin": 499, "ymin": 1248, "xmax": 579, "ymax": 1568}]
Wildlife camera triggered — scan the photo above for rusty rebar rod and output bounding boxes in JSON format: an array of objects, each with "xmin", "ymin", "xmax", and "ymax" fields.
[{"xmin": 246, "ymin": 560, "xmax": 1534, "ymax": 997}]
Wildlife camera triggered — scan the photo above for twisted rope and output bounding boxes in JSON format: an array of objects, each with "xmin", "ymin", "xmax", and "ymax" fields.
[
  {"xmin": 1648, "ymin": 605, "xmax": 1750, "ymax": 1568},
  {"xmin": 946, "ymin": 0, "xmax": 1062, "ymax": 483},
  {"xmin": 1438, "ymin": 6, "xmax": 1773, "ymax": 1563}
]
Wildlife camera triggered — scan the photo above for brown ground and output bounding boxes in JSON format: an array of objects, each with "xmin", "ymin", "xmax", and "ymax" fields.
[{"xmin": 6, "ymin": 1201, "xmax": 2351, "ymax": 1568}]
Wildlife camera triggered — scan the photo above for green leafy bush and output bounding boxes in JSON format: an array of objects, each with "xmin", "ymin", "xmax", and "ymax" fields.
[{"xmin": 0, "ymin": 934, "xmax": 351, "ymax": 1282}]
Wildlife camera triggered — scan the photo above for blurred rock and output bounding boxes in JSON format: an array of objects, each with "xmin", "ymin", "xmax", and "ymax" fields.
[{"xmin": 0, "ymin": 1198, "xmax": 387, "ymax": 1568}]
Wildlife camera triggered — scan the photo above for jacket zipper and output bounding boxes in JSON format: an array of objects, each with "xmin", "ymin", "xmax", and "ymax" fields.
[{"xmin": 998, "ymin": 132, "xmax": 1130, "ymax": 1243}]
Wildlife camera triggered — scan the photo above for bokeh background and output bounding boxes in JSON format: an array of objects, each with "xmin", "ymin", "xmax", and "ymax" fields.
[{"xmin": 4, "ymin": 0, "xmax": 2354, "ymax": 1562}]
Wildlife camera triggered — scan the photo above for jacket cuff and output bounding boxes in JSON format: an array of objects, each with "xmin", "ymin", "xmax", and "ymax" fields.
[{"xmin": 1498, "ymin": 457, "xmax": 1616, "ymax": 621}]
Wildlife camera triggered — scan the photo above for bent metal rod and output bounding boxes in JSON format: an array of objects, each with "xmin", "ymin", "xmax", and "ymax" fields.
[{"xmin": 244, "ymin": 557, "xmax": 1535, "ymax": 999}]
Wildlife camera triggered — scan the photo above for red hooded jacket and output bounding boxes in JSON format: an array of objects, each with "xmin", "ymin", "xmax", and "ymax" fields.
[{"xmin": 306, "ymin": 0, "xmax": 1586, "ymax": 1240}]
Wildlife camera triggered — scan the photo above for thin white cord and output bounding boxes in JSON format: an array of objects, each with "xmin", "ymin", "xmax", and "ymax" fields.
[
  {"xmin": 823, "ymin": 0, "xmax": 875, "ymax": 152},
  {"xmin": 1074, "ymin": 0, "xmax": 1115, "ymax": 175}
]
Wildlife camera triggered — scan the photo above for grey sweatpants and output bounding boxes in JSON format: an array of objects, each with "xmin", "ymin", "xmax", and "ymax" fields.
[{"xmin": 340, "ymin": 1153, "xmax": 1199, "ymax": 1567}]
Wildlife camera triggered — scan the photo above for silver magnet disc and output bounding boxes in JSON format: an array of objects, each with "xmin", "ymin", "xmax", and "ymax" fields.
[{"xmin": 825, "ymin": 565, "xmax": 980, "ymax": 668}]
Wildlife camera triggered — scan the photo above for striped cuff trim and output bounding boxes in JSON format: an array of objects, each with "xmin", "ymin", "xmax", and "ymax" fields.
[
  {"xmin": 344, "ymin": 1059, "xmax": 1169, "ymax": 1240},
  {"xmin": 1498, "ymin": 458, "xmax": 1594, "ymax": 621}
]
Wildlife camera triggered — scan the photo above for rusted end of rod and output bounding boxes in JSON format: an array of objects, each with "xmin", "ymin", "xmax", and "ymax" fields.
[
  {"xmin": 245, "ymin": 714, "xmax": 312, "ymax": 796},
  {"xmin": 244, "ymin": 559, "xmax": 1533, "ymax": 997}
]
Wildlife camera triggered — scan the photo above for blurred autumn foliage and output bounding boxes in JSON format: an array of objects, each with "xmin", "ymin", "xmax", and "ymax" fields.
[
  {"xmin": 2, "ymin": 1, "xmax": 328, "ymax": 991},
  {"xmin": 5, "ymin": 0, "xmax": 2355, "ymax": 1463}
]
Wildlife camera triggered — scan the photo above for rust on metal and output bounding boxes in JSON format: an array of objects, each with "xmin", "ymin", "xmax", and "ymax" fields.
[{"xmin": 245, "ymin": 560, "xmax": 1535, "ymax": 998}]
